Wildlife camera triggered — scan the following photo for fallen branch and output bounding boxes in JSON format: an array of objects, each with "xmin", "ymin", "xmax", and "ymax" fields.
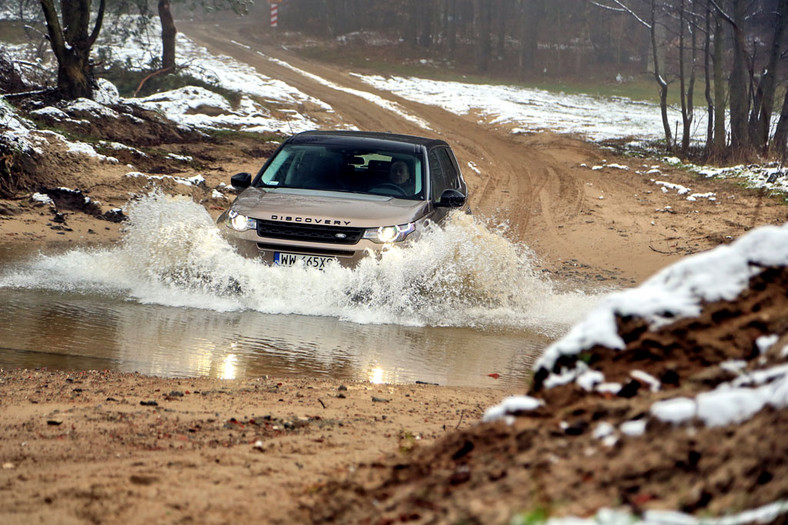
[{"xmin": 134, "ymin": 66, "xmax": 174, "ymax": 97}]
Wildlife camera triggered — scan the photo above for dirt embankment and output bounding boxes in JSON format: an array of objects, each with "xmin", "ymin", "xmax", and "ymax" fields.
[{"xmin": 305, "ymin": 267, "xmax": 788, "ymax": 523}]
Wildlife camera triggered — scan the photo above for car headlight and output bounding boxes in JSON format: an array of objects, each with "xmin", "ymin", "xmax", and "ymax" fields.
[
  {"xmin": 227, "ymin": 210, "xmax": 256, "ymax": 232},
  {"xmin": 363, "ymin": 222, "xmax": 416, "ymax": 244}
]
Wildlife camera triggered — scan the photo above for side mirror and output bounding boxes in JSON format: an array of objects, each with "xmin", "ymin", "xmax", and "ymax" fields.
[
  {"xmin": 435, "ymin": 189, "xmax": 466, "ymax": 208},
  {"xmin": 230, "ymin": 172, "xmax": 252, "ymax": 189}
]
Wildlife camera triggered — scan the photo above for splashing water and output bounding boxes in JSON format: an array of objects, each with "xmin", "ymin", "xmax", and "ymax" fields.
[{"xmin": 0, "ymin": 194, "xmax": 598, "ymax": 334}]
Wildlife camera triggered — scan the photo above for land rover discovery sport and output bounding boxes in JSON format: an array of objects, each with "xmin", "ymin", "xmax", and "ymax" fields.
[{"xmin": 217, "ymin": 130, "xmax": 468, "ymax": 268}]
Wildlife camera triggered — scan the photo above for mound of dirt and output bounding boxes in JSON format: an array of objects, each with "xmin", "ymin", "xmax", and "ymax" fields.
[{"xmin": 305, "ymin": 265, "xmax": 788, "ymax": 524}]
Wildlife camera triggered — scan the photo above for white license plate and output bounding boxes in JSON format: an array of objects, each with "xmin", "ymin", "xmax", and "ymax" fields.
[{"xmin": 274, "ymin": 252, "xmax": 335, "ymax": 269}]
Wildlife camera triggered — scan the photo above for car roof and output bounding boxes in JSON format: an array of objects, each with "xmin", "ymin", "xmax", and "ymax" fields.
[{"xmin": 286, "ymin": 130, "xmax": 450, "ymax": 150}]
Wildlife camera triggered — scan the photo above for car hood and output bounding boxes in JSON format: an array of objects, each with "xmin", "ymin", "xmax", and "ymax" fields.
[{"xmin": 230, "ymin": 187, "xmax": 430, "ymax": 227}]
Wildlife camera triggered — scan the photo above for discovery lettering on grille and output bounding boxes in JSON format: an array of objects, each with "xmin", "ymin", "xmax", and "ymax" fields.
[{"xmin": 270, "ymin": 215, "xmax": 351, "ymax": 226}]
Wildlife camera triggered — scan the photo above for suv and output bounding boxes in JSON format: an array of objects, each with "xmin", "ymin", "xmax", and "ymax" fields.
[{"xmin": 218, "ymin": 130, "xmax": 468, "ymax": 268}]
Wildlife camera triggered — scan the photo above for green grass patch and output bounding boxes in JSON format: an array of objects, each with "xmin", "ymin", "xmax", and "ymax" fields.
[{"xmin": 511, "ymin": 507, "xmax": 550, "ymax": 525}]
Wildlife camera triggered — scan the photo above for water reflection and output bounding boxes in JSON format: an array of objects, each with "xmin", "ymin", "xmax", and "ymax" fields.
[{"xmin": 0, "ymin": 287, "xmax": 548, "ymax": 388}]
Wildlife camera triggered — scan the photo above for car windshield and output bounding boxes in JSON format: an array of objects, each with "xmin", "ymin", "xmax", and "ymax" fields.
[{"xmin": 256, "ymin": 144, "xmax": 425, "ymax": 199}]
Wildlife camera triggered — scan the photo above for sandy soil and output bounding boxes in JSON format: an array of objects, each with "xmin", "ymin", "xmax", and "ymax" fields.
[
  {"xmin": 0, "ymin": 372, "xmax": 512, "ymax": 524},
  {"xmin": 1, "ymin": 18, "xmax": 787, "ymax": 524}
]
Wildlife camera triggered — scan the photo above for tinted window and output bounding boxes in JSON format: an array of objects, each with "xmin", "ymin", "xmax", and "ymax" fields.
[
  {"xmin": 436, "ymin": 148, "xmax": 461, "ymax": 188},
  {"xmin": 256, "ymin": 144, "xmax": 424, "ymax": 199},
  {"xmin": 429, "ymin": 149, "xmax": 451, "ymax": 199}
]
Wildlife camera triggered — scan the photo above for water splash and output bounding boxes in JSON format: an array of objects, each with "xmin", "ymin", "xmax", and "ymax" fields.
[{"xmin": 0, "ymin": 194, "xmax": 599, "ymax": 334}]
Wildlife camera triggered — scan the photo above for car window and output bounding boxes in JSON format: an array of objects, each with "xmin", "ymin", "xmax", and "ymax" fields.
[
  {"xmin": 257, "ymin": 144, "xmax": 424, "ymax": 199},
  {"xmin": 429, "ymin": 149, "xmax": 452, "ymax": 199},
  {"xmin": 436, "ymin": 147, "xmax": 462, "ymax": 189}
]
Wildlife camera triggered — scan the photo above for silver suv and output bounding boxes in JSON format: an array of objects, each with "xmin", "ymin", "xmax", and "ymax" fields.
[{"xmin": 218, "ymin": 130, "xmax": 468, "ymax": 268}]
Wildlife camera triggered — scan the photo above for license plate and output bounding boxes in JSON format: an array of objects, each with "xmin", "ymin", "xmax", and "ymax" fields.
[{"xmin": 274, "ymin": 252, "xmax": 336, "ymax": 269}]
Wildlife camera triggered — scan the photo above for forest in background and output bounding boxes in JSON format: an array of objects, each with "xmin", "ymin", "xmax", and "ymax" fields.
[
  {"xmin": 2, "ymin": 0, "xmax": 788, "ymax": 160},
  {"xmin": 271, "ymin": 0, "xmax": 788, "ymax": 159}
]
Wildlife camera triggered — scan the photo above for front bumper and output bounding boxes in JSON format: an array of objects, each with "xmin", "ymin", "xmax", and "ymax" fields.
[{"xmin": 221, "ymin": 228, "xmax": 385, "ymax": 267}]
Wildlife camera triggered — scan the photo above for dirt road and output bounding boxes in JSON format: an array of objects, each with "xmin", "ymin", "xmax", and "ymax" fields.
[{"xmin": 180, "ymin": 21, "xmax": 786, "ymax": 285}]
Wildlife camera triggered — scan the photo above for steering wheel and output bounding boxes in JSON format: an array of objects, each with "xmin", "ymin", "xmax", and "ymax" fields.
[{"xmin": 372, "ymin": 183, "xmax": 408, "ymax": 197}]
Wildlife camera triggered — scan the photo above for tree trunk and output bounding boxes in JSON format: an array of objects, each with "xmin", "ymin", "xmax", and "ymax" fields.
[
  {"xmin": 518, "ymin": 0, "xmax": 539, "ymax": 76},
  {"xmin": 650, "ymin": 0, "xmax": 672, "ymax": 150},
  {"xmin": 495, "ymin": 0, "xmax": 506, "ymax": 60},
  {"xmin": 159, "ymin": 0, "xmax": 177, "ymax": 72},
  {"xmin": 703, "ymin": 0, "xmax": 714, "ymax": 156},
  {"xmin": 419, "ymin": 0, "xmax": 435, "ymax": 47},
  {"xmin": 679, "ymin": 0, "xmax": 691, "ymax": 153},
  {"xmin": 40, "ymin": 0, "xmax": 106, "ymax": 100},
  {"xmin": 754, "ymin": 0, "xmax": 788, "ymax": 154},
  {"xmin": 475, "ymin": 0, "xmax": 491, "ymax": 73},
  {"xmin": 773, "ymin": 83, "xmax": 788, "ymax": 157},
  {"xmin": 447, "ymin": 0, "xmax": 457, "ymax": 54},
  {"xmin": 683, "ymin": 2, "xmax": 697, "ymax": 153},
  {"xmin": 57, "ymin": 50, "xmax": 93, "ymax": 99},
  {"xmin": 713, "ymin": 15, "xmax": 726, "ymax": 155},
  {"xmin": 406, "ymin": 0, "xmax": 418, "ymax": 45},
  {"xmin": 446, "ymin": 0, "xmax": 457, "ymax": 56},
  {"xmin": 728, "ymin": 0, "xmax": 749, "ymax": 151}
]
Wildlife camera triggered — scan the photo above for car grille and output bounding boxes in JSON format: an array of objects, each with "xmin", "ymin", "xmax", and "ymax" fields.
[{"xmin": 255, "ymin": 219, "xmax": 365, "ymax": 245}]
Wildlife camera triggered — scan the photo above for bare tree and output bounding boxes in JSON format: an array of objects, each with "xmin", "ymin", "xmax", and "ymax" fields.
[
  {"xmin": 711, "ymin": 8, "xmax": 727, "ymax": 155},
  {"xmin": 446, "ymin": 0, "xmax": 458, "ymax": 54},
  {"xmin": 39, "ymin": 0, "xmax": 107, "ymax": 99},
  {"xmin": 750, "ymin": 0, "xmax": 788, "ymax": 154},
  {"xmin": 475, "ymin": 0, "xmax": 492, "ymax": 72},
  {"xmin": 772, "ymin": 82, "xmax": 788, "ymax": 155},
  {"xmin": 678, "ymin": 0, "xmax": 698, "ymax": 153},
  {"xmin": 702, "ymin": 0, "xmax": 714, "ymax": 153},
  {"xmin": 517, "ymin": 0, "xmax": 542, "ymax": 76},
  {"xmin": 159, "ymin": 0, "xmax": 176, "ymax": 72},
  {"xmin": 591, "ymin": 0, "xmax": 673, "ymax": 150}
]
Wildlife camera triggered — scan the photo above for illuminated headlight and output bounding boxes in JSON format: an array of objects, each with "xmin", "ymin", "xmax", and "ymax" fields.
[
  {"xmin": 227, "ymin": 210, "xmax": 256, "ymax": 232},
  {"xmin": 363, "ymin": 222, "xmax": 416, "ymax": 244}
]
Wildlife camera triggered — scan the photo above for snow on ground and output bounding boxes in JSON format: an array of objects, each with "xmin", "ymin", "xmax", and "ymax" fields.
[
  {"xmin": 124, "ymin": 171, "xmax": 206, "ymax": 187},
  {"xmin": 257, "ymin": 50, "xmax": 432, "ymax": 131},
  {"xmin": 529, "ymin": 501, "xmax": 788, "ymax": 525},
  {"xmin": 100, "ymin": 19, "xmax": 331, "ymax": 134},
  {"xmin": 484, "ymin": 220, "xmax": 788, "ymax": 523},
  {"xmin": 354, "ymin": 73, "xmax": 704, "ymax": 144},
  {"xmin": 485, "ymin": 221, "xmax": 788, "ymax": 440},
  {"xmin": 535, "ymin": 221, "xmax": 788, "ymax": 372},
  {"xmin": 681, "ymin": 159, "xmax": 788, "ymax": 196}
]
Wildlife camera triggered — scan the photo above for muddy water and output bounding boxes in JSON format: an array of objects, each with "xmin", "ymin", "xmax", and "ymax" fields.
[{"xmin": 0, "ymin": 195, "xmax": 599, "ymax": 388}]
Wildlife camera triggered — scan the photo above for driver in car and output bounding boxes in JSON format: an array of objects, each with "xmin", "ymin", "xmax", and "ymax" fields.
[{"xmin": 389, "ymin": 160, "xmax": 411, "ymax": 193}]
